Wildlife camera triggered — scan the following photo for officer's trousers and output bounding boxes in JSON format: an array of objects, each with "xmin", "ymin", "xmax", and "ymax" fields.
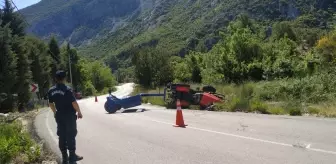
[{"xmin": 55, "ymin": 113, "xmax": 78, "ymax": 153}]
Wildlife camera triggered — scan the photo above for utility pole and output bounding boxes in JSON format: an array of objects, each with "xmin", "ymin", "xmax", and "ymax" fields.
[{"xmin": 68, "ymin": 52, "xmax": 73, "ymax": 87}]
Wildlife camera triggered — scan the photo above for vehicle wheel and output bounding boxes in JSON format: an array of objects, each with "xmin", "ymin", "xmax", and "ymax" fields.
[
  {"xmin": 104, "ymin": 102, "xmax": 118, "ymax": 114},
  {"xmin": 165, "ymin": 99, "xmax": 176, "ymax": 109},
  {"xmin": 164, "ymin": 93, "xmax": 176, "ymax": 109}
]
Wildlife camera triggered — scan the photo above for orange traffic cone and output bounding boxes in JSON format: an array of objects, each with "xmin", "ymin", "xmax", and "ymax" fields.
[
  {"xmin": 174, "ymin": 99, "xmax": 187, "ymax": 128},
  {"xmin": 95, "ymin": 95, "xmax": 98, "ymax": 102}
]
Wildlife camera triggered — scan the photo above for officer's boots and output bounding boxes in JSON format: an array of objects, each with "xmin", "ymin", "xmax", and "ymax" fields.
[
  {"xmin": 61, "ymin": 151, "xmax": 69, "ymax": 164},
  {"xmin": 69, "ymin": 151, "xmax": 83, "ymax": 164}
]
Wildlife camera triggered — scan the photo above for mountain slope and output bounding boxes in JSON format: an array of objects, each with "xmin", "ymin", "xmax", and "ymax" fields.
[
  {"xmin": 22, "ymin": 0, "xmax": 336, "ymax": 67},
  {"xmin": 21, "ymin": 0, "xmax": 142, "ymax": 45}
]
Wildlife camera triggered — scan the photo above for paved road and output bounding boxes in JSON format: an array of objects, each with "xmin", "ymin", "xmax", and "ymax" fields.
[{"xmin": 35, "ymin": 83, "xmax": 336, "ymax": 164}]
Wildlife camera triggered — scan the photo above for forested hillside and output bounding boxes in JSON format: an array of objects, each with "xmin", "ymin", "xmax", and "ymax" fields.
[
  {"xmin": 22, "ymin": 0, "xmax": 335, "ymax": 70},
  {"xmin": 0, "ymin": 0, "xmax": 117, "ymax": 113},
  {"xmin": 20, "ymin": 0, "xmax": 336, "ymax": 116}
]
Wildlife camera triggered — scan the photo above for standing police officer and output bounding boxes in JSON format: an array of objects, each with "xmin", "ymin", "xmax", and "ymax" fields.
[{"xmin": 48, "ymin": 70, "xmax": 84, "ymax": 164}]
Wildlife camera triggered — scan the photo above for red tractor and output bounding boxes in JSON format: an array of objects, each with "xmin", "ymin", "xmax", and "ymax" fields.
[
  {"xmin": 164, "ymin": 83, "xmax": 225, "ymax": 110},
  {"xmin": 103, "ymin": 83, "xmax": 225, "ymax": 114}
]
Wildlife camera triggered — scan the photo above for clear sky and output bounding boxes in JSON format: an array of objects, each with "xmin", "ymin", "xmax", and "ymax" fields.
[{"xmin": 13, "ymin": 0, "xmax": 41, "ymax": 9}]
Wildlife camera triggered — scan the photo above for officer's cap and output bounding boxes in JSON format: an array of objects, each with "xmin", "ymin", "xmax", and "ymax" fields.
[{"xmin": 55, "ymin": 70, "xmax": 66, "ymax": 79}]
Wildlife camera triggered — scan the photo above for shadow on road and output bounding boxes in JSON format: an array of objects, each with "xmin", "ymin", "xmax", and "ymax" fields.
[{"xmin": 105, "ymin": 108, "xmax": 149, "ymax": 114}]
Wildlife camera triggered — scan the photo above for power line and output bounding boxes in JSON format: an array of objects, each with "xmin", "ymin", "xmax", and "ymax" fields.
[
  {"xmin": 9, "ymin": 0, "xmax": 19, "ymax": 12},
  {"xmin": 8, "ymin": 0, "xmax": 30, "ymax": 26}
]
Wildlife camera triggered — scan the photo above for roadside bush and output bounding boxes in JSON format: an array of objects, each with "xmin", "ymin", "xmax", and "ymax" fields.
[
  {"xmin": 250, "ymin": 100, "xmax": 269, "ymax": 114},
  {"xmin": 267, "ymin": 106, "xmax": 286, "ymax": 115},
  {"xmin": 307, "ymin": 107, "xmax": 319, "ymax": 115},
  {"xmin": 289, "ymin": 108, "xmax": 302, "ymax": 116},
  {"xmin": 255, "ymin": 72, "xmax": 336, "ymax": 103},
  {"xmin": 314, "ymin": 104, "xmax": 336, "ymax": 118},
  {"xmin": 228, "ymin": 97, "xmax": 250, "ymax": 112},
  {"xmin": 284, "ymin": 101, "xmax": 303, "ymax": 116},
  {"xmin": 0, "ymin": 122, "xmax": 41, "ymax": 164}
]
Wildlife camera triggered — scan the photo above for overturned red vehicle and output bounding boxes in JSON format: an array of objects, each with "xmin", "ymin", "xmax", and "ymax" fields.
[{"xmin": 164, "ymin": 83, "xmax": 225, "ymax": 110}]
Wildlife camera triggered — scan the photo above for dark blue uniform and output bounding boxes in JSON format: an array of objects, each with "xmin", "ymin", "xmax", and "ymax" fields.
[{"xmin": 48, "ymin": 83, "xmax": 78, "ymax": 154}]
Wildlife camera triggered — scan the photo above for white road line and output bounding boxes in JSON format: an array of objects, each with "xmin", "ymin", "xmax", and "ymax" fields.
[
  {"xmin": 306, "ymin": 144, "xmax": 311, "ymax": 149},
  {"xmin": 46, "ymin": 111, "xmax": 58, "ymax": 143},
  {"xmin": 147, "ymin": 119, "xmax": 336, "ymax": 156},
  {"xmin": 308, "ymin": 148, "xmax": 336, "ymax": 155}
]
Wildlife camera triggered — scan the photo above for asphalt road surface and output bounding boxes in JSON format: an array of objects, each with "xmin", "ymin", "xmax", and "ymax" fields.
[{"xmin": 35, "ymin": 83, "xmax": 336, "ymax": 164}]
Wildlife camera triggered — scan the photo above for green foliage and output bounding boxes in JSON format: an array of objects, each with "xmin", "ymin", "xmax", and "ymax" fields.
[
  {"xmin": 228, "ymin": 96, "xmax": 250, "ymax": 112},
  {"xmin": 0, "ymin": 122, "xmax": 41, "ymax": 164},
  {"xmin": 76, "ymin": 59, "xmax": 116, "ymax": 95},
  {"xmin": 1, "ymin": 0, "xmax": 26, "ymax": 36},
  {"xmin": 115, "ymin": 66, "xmax": 135, "ymax": 83},
  {"xmin": 13, "ymin": 36, "xmax": 32, "ymax": 110},
  {"xmin": 13, "ymin": 0, "xmax": 336, "ymax": 118},
  {"xmin": 48, "ymin": 36, "xmax": 62, "ymax": 77},
  {"xmin": 271, "ymin": 21, "xmax": 297, "ymax": 41},
  {"xmin": 26, "ymin": 36, "xmax": 52, "ymax": 98},
  {"xmin": 91, "ymin": 61, "xmax": 117, "ymax": 92},
  {"xmin": 132, "ymin": 47, "xmax": 173, "ymax": 87},
  {"xmin": 0, "ymin": 25, "xmax": 17, "ymax": 112},
  {"xmin": 60, "ymin": 43, "xmax": 82, "ymax": 91},
  {"xmin": 316, "ymin": 28, "xmax": 336, "ymax": 63},
  {"xmin": 253, "ymin": 71, "xmax": 336, "ymax": 103},
  {"xmin": 21, "ymin": 0, "xmax": 336, "ymax": 73},
  {"xmin": 250, "ymin": 100, "xmax": 269, "ymax": 114},
  {"xmin": 0, "ymin": 1, "xmax": 118, "ymax": 112},
  {"xmin": 289, "ymin": 108, "xmax": 302, "ymax": 116},
  {"xmin": 131, "ymin": 85, "xmax": 165, "ymax": 106},
  {"xmin": 307, "ymin": 107, "xmax": 319, "ymax": 115},
  {"xmin": 173, "ymin": 62, "xmax": 192, "ymax": 83},
  {"xmin": 267, "ymin": 106, "xmax": 286, "ymax": 115}
]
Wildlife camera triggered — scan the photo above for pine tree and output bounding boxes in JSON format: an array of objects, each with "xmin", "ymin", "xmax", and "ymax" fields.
[
  {"xmin": 13, "ymin": 36, "xmax": 31, "ymax": 111},
  {"xmin": 1, "ymin": 0, "xmax": 26, "ymax": 36},
  {"xmin": 48, "ymin": 36, "xmax": 61, "ymax": 79},
  {"xmin": 69, "ymin": 45, "xmax": 80, "ymax": 91},
  {"xmin": 26, "ymin": 36, "xmax": 52, "ymax": 99},
  {"xmin": 0, "ymin": 25, "xmax": 17, "ymax": 112}
]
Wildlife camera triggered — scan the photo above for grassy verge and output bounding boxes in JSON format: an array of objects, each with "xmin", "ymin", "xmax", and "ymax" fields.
[
  {"xmin": 0, "ymin": 111, "xmax": 57, "ymax": 164},
  {"xmin": 131, "ymin": 86, "xmax": 166, "ymax": 106},
  {"xmin": 132, "ymin": 80, "xmax": 336, "ymax": 118}
]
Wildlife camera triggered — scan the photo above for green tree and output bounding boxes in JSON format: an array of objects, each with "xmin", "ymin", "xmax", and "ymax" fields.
[
  {"xmin": 263, "ymin": 37, "xmax": 299, "ymax": 79},
  {"xmin": 26, "ymin": 36, "xmax": 52, "ymax": 98},
  {"xmin": 173, "ymin": 61, "xmax": 192, "ymax": 82},
  {"xmin": 271, "ymin": 22, "xmax": 297, "ymax": 41},
  {"xmin": 132, "ymin": 47, "xmax": 173, "ymax": 87},
  {"xmin": 132, "ymin": 48, "xmax": 154, "ymax": 87},
  {"xmin": 115, "ymin": 67, "xmax": 134, "ymax": 83},
  {"xmin": 69, "ymin": 48, "xmax": 81, "ymax": 91},
  {"xmin": 187, "ymin": 53, "xmax": 202, "ymax": 83},
  {"xmin": 60, "ymin": 43, "xmax": 81, "ymax": 90},
  {"xmin": 0, "ymin": 25, "xmax": 17, "ymax": 112},
  {"xmin": 77, "ymin": 59, "xmax": 95, "ymax": 96},
  {"xmin": 316, "ymin": 29, "xmax": 336, "ymax": 63},
  {"xmin": 90, "ymin": 61, "xmax": 116, "ymax": 92},
  {"xmin": 13, "ymin": 36, "xmax": 31, "ymax": 111},
  {"xmin": 48, "ymin": 36, "xmax": 61, "ymax": 79},
  {"xmin": 0, "ymin": 0, "xmax": 26, "ymax": 36}
]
